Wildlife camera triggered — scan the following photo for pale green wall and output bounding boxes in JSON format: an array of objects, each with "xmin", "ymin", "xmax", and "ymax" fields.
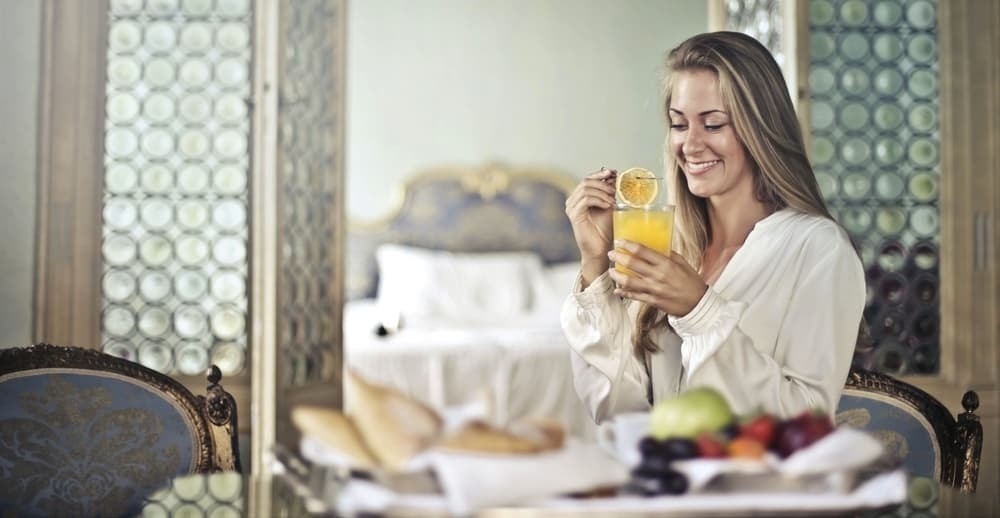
[
  {"xmin": 346, "ymin": 0, "xmax": 708, "ymax": 221},
  {"xmin": 0, "ymin": 0, "xmax": 709, "ymax": 342},
  {"xmin": 0, "ymin": 0, "xmax": 40, "ymax": 348}
]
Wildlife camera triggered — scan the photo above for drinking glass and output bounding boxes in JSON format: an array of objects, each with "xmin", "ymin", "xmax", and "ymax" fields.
[{"xmin": 612, "ymin": 176, "xmax": 674, "ymax": 276}]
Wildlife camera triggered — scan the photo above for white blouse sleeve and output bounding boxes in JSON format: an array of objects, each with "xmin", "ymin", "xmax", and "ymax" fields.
[
  {"xmin": 668, "ymin": 238, "xmax": 865, "ymax": 419},
  {"xmin": 560, "ymin": 270, "xmax": 651, "ymax": 423}
]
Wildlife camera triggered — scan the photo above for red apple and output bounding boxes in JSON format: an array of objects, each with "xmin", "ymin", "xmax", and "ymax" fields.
[
  {"xmin": 694, "ymin": 433, "xmax": 727, "ymax": 459},
  {"xmin": 739, "ymin": 414, "xmax": 778, "ymax": 448}
]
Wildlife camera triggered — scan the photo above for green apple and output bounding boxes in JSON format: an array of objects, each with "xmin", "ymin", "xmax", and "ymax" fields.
[{"xmin": 649, "ymin": 387, "xmax": 734, "ymax": 440}]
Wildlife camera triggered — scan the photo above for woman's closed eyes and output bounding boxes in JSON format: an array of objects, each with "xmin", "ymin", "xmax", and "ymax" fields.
[{"xmin": 668, "ymin": 122, "xmax": 729, "ymax": 132}]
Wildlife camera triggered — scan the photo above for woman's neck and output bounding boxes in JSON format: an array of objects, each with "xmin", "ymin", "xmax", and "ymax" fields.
[{"xmin": 706, "ymin": 199, "xmax": 771, "ymax": 250}]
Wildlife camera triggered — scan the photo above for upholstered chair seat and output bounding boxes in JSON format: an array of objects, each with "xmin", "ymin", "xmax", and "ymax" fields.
[
  {"xmin": 835, "ymin": 367, "xmax": 982, "ymax": 493},
  {"xmin": 0, "ymin": 343, "xmax": 240, "ymax": 518}
]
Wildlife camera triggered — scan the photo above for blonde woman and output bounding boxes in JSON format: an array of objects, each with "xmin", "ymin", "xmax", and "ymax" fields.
[{"xmin": 562, "ymin": 31, "xmax": 865, "ymax": 422}]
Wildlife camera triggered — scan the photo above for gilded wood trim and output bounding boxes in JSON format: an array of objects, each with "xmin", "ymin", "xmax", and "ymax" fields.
[{"xmin": 33, "ymin": 0, "xmax": 108, "ymax": 348}]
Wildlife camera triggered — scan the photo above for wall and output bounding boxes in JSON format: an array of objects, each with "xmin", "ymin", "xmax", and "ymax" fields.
[
  {"xmin": 0, "ymin": 0, "xmax": 40, "ymax": 348},
  {"xmin": 345, "ymin": 0, "xmax": 708, "ymax": 221}
]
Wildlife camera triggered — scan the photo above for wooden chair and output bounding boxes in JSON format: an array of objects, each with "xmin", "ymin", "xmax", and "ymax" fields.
[
  {"xmin": 835, "ymin": 367, "xmax": 982, "ymax": 493},
  {"xmin": 0, "ymin": 343, "xmax": 241, "ymax": 518}
]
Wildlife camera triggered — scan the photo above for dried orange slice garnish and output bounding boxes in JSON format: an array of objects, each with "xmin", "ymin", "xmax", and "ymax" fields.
[{"xmin": 616, "ymin": 167, "xmax": 659, "ymax": 207}]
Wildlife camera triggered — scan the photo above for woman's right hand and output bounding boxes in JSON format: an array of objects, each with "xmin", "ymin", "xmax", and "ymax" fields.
[{"xmin": 565, "ymin": 168, "xmax": 617, "ymax": 285}]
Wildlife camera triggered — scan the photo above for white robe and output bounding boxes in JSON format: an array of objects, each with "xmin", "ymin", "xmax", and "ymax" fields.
[{"xmin": 561, "ymin": 209, "xmax": 866, "ymax": 423}]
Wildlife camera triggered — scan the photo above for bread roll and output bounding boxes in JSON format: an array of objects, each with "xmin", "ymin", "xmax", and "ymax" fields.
[
  {"xmin": 290, "ymin": 406, "xmax": 377, "ymax": 469},
  {"xmin": 344, "ymin": 369, "xmax": 443, "ymax": 470},
  {"xmin": 510, "ymin": 417, "xmax": 566, "ymax": 452},
  {"xmin": 436, "ymin": 418, "xmax": 566, "ymax": 455},
  {"xmin": 436, "ymin": 421, "xmax": 543, "ymax": 454}
]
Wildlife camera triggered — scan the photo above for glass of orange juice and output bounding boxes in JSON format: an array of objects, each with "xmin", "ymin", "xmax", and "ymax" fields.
[{"xmin": 613, "ymin": 168, "xmax": 674, "ymax": 276}]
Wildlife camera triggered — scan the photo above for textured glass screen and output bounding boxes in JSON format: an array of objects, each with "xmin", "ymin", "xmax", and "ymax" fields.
[
  {"xmin": 277, "ymin": 0, "xmax": 343, "ymax": 387},
  {"xmin": 809, "ymin": 0, "xmax": 940, "ymax": 375},
  {"xmin": 100, "ymin": 0, "xmax": 252, "ymax": 377},
  {"xmin": 724, "ymin": 0, "xmax": 786, "ymax": 69}
]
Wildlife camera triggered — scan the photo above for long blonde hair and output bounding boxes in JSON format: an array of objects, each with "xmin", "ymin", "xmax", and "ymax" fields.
[{"xmin": 634, "ymin": 31, "xmax": 835, "ymax": 356}]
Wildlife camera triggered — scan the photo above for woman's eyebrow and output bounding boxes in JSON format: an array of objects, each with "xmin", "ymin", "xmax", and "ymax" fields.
[{"xmin": 668, "ymin": 108, "xmax": 729, "ymax": 116}]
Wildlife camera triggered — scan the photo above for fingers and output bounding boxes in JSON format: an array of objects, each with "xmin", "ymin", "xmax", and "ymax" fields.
[
  {"xmin": 609, "ymin": 249, "xmax": 707, "ymax": 316},
  {"xmin": 565, "ymin": 192, "xmax": 612, "ymax": 218},
  {"xmin": 587, "ymin": 167, "xmax": 617, "ymax": 181},
  {"xmin": 567, "ymin": 168, "xmax": 617, "ymax": 208},
  {"xmin": 608, "ymin": 241, "xmax": 660, "ymax": 276},
  {"xmin": 566, "ymin": 182, "xmax": 616, "ymax": 214}
]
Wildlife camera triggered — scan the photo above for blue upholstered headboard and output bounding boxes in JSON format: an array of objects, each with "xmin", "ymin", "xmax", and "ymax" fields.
[{"xmin": 346, "ymin": 164, "xmax": 581, "ymax": 300}]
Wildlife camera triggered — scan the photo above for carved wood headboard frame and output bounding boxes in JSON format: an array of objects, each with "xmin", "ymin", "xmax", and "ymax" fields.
[{"xmin": 345, "ymin": 163, "xmax": 580, "ymax": 300}]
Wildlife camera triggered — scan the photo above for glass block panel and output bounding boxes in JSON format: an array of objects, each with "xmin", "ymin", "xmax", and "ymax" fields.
[
  {"xmin": 140, "ymin": 472, "xmax": 244, "ymax": 517},
  {"xmin": 100, "ymin": 1, "xmax": 253, "ymax": 377},
  {"xmin": 810, "ymin": 0, "xmax": 941, "ymax": 375}
]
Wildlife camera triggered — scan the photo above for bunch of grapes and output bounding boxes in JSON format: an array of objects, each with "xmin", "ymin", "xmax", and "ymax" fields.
[{"xmin": 622, "ymin": 436, "xmax": 697, "ymax": 496}]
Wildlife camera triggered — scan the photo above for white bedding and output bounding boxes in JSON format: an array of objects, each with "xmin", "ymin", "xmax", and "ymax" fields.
[{"xmin": 344, "ymin": 298, "xmax": 597, "ymax": 440}]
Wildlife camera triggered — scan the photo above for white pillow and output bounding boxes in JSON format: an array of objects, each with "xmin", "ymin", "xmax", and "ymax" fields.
[
  {"xmin": 375, "ymin": 244, "xmax": 544, "ymax": 325},
  {"xmin": 531, "ymin": 262, "xmax": 581, "ymax": 313}
]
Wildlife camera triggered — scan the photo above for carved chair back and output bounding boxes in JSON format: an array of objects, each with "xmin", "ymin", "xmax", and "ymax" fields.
[
  {"xmin": 835, "ymin": 367, "xmax": 982, "ymax": 493},
  {"xmin": 0, "ymin": 343, "xmax": 240, "ymax": 517}
]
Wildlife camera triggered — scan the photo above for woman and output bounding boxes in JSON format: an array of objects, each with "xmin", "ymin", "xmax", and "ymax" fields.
[{"xmin": 562, "ymin": 31, "xmax": 865, "ymax": 423}]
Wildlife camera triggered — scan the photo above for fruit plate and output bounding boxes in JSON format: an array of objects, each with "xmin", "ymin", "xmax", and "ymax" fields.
[{"xmin": 671, "ymin": 427, "xmax": 885, "ymax": 494}]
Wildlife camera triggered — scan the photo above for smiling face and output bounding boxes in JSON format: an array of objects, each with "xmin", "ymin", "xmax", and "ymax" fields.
[{"xmin": 668, "ymin": 69, "xmax": 755, "ymax": 204}]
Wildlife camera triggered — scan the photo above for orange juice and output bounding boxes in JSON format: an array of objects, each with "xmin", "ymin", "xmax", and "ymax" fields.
[{"xmin": 613, "ymin": 206, "xmax": 674, "ymax": 275}]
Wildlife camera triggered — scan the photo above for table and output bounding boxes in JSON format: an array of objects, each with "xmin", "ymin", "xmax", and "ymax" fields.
[{"xmin": 140, "ymin": 457, "xmax": 954, "ymax": 518}]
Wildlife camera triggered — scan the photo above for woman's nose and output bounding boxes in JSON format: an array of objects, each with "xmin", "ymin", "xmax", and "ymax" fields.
[{"xmin": 682, "ymin": 127, "xmax": 705, "ymax": 155}]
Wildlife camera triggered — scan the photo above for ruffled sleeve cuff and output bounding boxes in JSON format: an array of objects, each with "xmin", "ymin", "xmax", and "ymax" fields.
[
  {"xmin": 667, "ymin": 289, "xmax": 747, "ymax": 375},
  {"xmin": 573, "ymin": 269, "xmax": 615, "ymax": 298}
]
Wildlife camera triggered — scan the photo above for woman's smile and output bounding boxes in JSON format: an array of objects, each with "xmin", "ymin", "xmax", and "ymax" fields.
[{"xmin": 685, "ymin": 159, "xmax": 721, "ymax": 175}]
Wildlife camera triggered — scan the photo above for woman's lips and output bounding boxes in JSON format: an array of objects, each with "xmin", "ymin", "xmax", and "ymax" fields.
[{"xmin": 686, "ymin": 159, "xmax": 720, "ymax": 175}]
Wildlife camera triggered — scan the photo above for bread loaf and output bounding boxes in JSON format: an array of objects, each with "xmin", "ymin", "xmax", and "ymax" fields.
[
  {"xmin": 290, "ymin": 406, "xmax": 378, "ymax": 469},
  {"xmin": 344, "ymin": 369, "xmax": 443, "ymax": 470}
]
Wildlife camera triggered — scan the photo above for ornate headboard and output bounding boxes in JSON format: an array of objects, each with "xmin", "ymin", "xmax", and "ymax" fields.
[{"xmin": 346, "ymin": 163, "xmax": 581, "ymax": 300}]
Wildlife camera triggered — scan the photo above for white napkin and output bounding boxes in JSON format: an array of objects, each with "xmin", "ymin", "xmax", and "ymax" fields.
[
  {"xmin": 334, "ymin": 479, "xmax": 450, "ymax": 517},
  {"xmin": 671, "ymin": 427, "xmax": 886, "ymax": 494},
  {"xmin": 428, "ymin": 440, "xmax": 630, "ymax": 516},
  {"xmin": 777, "ymin": 426, "xmax": 884, "ymax": 477}
]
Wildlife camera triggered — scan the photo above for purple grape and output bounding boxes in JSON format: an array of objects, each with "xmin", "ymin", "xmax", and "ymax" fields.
[{"xmin": 662, "ymin": 438, "xmax": 698, "ymax": 461}]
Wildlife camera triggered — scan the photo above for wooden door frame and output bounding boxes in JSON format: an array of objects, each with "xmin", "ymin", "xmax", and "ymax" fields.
[{"xmin": 33, "ymin": 0, "xmax": 107, "ymax": 348}]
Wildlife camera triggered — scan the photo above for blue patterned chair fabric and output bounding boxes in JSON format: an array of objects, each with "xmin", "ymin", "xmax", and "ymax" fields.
[
  {"xmin": 835, "ymin": 368, "xmax": 982, "ymax": 493},
  {"xmin": 346, "ymin": 164, "xmax": 580, "ymax": 300},
  {"xmin": 0, "ymin": 343, "xmax": 240, "ymax": 518}
]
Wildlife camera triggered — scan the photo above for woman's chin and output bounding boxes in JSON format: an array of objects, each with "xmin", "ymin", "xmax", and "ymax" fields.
[{"xmin": 685, "ymin": 180, "xmax": 713, "ymax": 198}]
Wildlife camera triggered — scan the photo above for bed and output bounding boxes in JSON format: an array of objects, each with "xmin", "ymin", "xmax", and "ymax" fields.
[{"xmin": 343, "ymin": 163, "xmax": 597, "ymax": 439}]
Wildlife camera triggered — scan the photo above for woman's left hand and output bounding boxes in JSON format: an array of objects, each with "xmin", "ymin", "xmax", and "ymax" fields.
[{"xmin": 608, "ymin": 241, "xmax": 707, "ymax": 317}]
